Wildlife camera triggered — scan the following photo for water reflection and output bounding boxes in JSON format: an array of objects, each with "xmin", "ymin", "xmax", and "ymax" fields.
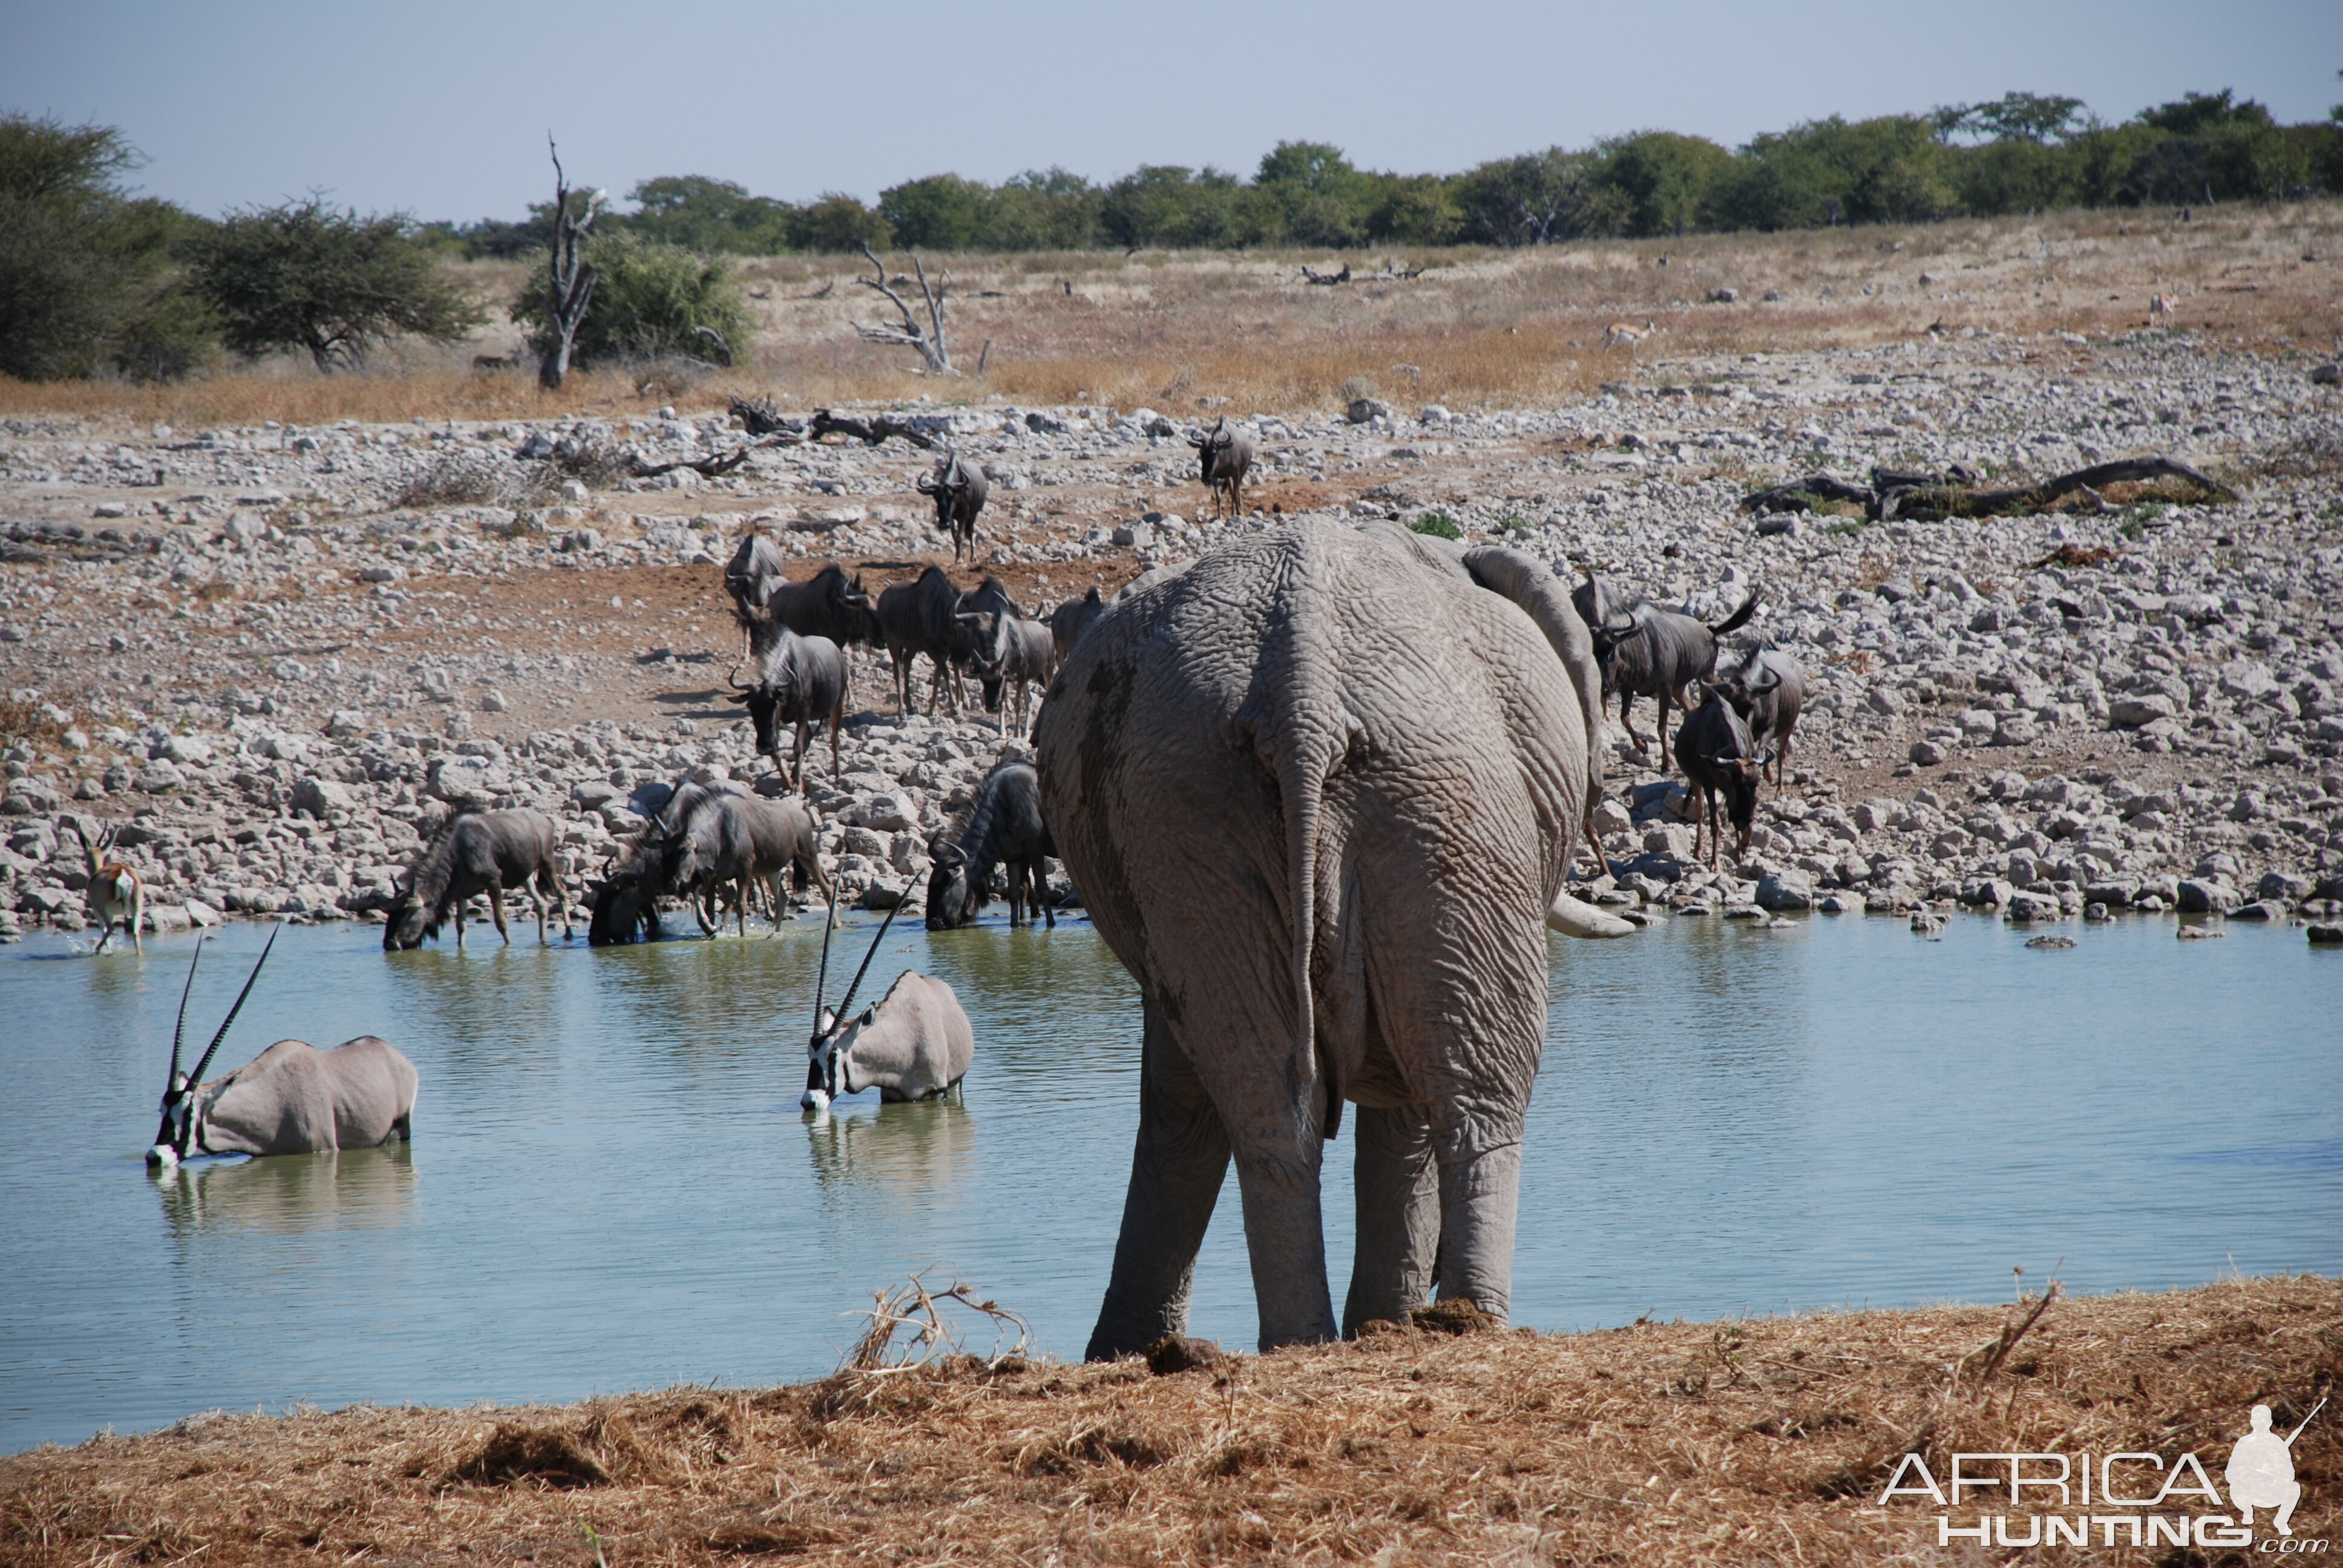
[
  {"xmin": 803, "ymin": 1098, "xmax": 979, "ymax": 1198},
  {"xmin": 154, "ymin": 1144, "xmax": 418, "ymax": 1236}
]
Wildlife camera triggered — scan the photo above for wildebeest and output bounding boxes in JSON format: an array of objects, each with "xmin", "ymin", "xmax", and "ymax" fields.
[
  {"xmin": 1188, "ymin": 416, "xmax": 1254, "ymax": 518},
  {"xmin": 67, "ymin": 820, "xmax": 143, "ymax": 953},
  {"xmin": 916, "ymin": 451, "xmax": 989, "ymax": 566},
  {"xmin": 666, "ymin": 790, "xmax": 833, "ymax": 938},
  {"xmin": 147, "ymin": 928, "xmax": 419, "ymax": 1168},
  {"xmin": 1575, "ymin": 572, "xmax": 1757, "ymax": 769},
  {"xmin": 801, "ymin": 901, "xmax": 974, "ymax": 1112},
  {"xmin": 926, "ymin": 761, "xmax": 1057, "ymax": 930},
  {"xmin": 876, "ymin": 566, "xmax": 974, "ymax": 714},
  {"xmin": 767, "ymin": 561, "xmax": 882, "ymax": 702},
  {"xmin": 1721, "ymin": 647, "xmax": 1806, "ymax": 785},
  {"xmin": 728, "ymin": 622, "xmax": 847, "ymax": 791},
  {"xmin": 384, "ymin": 808, "xmax": 572, "ymax": 950},
  {"xmin": 962, "ymin": 612, "xmax": 1056, "ymax": 737},
  {"xmin": 1049, "ymin": 585, "xmax": 1110, "ymax": 659},
  {"xmin": 723, "ymin": 531, "xmax": 790, "ymax": 662},
  {"xmin": 1673, "ymin": 687, "xmax": 1763, "ymax": 867}
]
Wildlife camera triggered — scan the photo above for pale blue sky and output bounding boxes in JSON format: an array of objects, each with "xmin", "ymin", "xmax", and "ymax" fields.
[{"xmin": 5, "ymin": 0, "xmax": 2338, "ymax": 220}]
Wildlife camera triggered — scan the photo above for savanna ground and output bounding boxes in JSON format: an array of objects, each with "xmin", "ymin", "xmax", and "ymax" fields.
[
  {"xmin": 4, "ymin": 204, "xmax": 2341, "ymax": 1564},
  {"xmin": 1, "ymin": 1277, "xmax": 2335, "ymax": 1566},
  {"xmin": 4, "ymin": 200, "xmax": 2338, "ymax": 431}
]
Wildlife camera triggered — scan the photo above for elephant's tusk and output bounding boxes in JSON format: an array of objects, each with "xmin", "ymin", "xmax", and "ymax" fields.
[{"xmin": 1547, "ymin": 890, "xmax": 1635, "ymax": 939}]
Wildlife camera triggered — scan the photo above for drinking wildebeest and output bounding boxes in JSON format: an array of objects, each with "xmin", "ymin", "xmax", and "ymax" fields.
[
  {"xmin": 727, "ymin": 622, "xmax": 847, "ymax": 791},
  {"xmin": 384, "ymin": 808, "xmax": 572, "ymax": 950},
  {"xmin": 926, "ymin": 761, "xmax": 1057, "ymax": 929},
  {"xmin": 1188, "ymin": 416, "xmax": 1254, "ymax": 518},
  {"xmin": 876, "ymin": 565, "xmax": 974, "ymax": 714},
  {"xmin": 666, "ymin": 789, "xmax": 832, "ymax": 938},
  {"xmin": 146, "ymin": 928, "xmax": 419, "ymax": 1168},
  {"xmin": 1034, "ymin": 519, "xmax": 1631, "ymax": 1357},
  {"xmin": 723, "ymin": 531, "xmax": 789, "ymax": 663},
  {"xmin": 1575, "ymin": 572, "xmax": 1757, "ymax": 769},
  {"xmin": 1721, "ymin": 646, "xmax": 1806, "ymax": 785},
  {"xmin": 916, "ymin": 451, "xmax": 989, "ymax": 566},
  {"xmin": 801, "ymin": 893, "xmax": 974, "ymax": 1113},
  {"xmin": 1674, "ymin": 687, "xmax": 1763, "ymax": 868},
  {"xmin": 67, "ymin": 820, "xmax": 143, "ymax": 953}
]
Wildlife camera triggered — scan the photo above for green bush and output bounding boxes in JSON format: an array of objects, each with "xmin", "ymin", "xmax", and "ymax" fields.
[
  {"xmin": 0, "ymin": 114, "xmax": 210, "ymax": 381},
  {"xmin": 1410, "ymin": 511, "xmax": 1463, "ymax": 540},
  {"xmin": 184, "ymin": 199, "xmax": 480, "ymax": 372},
  {"xmin": 513, "ymin": 232, "xmax": 753, "ymax": 367}
]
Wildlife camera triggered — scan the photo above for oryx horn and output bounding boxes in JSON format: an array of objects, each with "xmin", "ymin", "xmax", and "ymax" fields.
[
  {"xmin": 811, "ymin": 876, "xmax": 840, "ymax": 1034},
  {"xmin": 830, "ymin": 887, "xmax": 904, "ymax": 1025},
  {"xmin": 186, "ymin": 923, "xmax": 280, "ymax": 1088},
  {"xmin": 168, "ymin": 935, "xmax": 205, "ymax": 1085}
]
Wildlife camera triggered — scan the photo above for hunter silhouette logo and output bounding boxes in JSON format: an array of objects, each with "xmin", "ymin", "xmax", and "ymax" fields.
[
  {"xmin": 1877, "ymin": 1394, "xmax": 2327, "ymax": 1550},
  {"xmin": 2229, "ymin": 1399, "xmax": 2322, "ymax": 1537}
]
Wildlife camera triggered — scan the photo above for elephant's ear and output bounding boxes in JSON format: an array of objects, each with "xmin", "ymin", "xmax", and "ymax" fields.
[{"xmin": 1460, "ymin": 545, "xmax": 1607, "ymax": 829}]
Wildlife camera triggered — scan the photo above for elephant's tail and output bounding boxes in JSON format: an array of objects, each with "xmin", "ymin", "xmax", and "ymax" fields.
[{"xmin": 1263, "ymin": 534, "xmax": 1345, "ymax": 1143}]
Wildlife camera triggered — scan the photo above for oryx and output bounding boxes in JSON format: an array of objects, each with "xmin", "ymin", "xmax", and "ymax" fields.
[
  {"xmin": 146, "ymin": 928, "xmax": 419, "ymax": 1168},
  {"xmin": 800, "ymin": 886, "xmax": 974, "ymax": 1114}
]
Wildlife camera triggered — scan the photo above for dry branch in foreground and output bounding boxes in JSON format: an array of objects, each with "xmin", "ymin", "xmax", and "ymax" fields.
[
  {"xmin": 2, "ymin": 1275, "xmax": 2334, "ymax": 1566},
  {"xmin": 1742, "ymin": 453, "xmax": 2240, "ymax": 521}
]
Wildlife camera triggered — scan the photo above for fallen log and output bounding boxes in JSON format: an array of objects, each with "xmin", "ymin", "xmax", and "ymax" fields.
[
  {"xmin": 1742, "ymin": 454, "xmax": 2235, "ymax": 522},
  {"xmin": 805, "ymin": 410, "xmax": 939, "ymax": 449}
]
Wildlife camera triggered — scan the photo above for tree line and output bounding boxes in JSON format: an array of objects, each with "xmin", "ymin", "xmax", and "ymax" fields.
[
  {"xmin": 437, "ymin": 88, "xmax": 2343, "ymax": 258},
  {"xmin": 2, "ymin": 86, "xmax": 2338, "ymax": 384}
]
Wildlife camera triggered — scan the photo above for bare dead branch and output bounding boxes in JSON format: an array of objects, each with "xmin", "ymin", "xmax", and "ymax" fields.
[
  {"xmin": 538, "ymin": 137, "xmax": 603, "ymax": 391},
  {"xmin": 853, "ymin": 243, "xmax": 954, "ymax": 373}
]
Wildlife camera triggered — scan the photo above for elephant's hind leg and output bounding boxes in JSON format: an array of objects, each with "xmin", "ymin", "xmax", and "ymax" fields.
[
  {"xmin": 1086, "ymin": 998, "xmax": 1233, "ymax": 1362},
  {"xmin": 1343, "ymin": 1103, "xmax": 1441, "ymax": 1336},
  {"xmin": 1432, "ymin": 1136, "xmax": 1524, "ymax": 1325}
]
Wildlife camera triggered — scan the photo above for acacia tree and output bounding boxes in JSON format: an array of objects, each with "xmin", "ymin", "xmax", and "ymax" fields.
[{"xmin": 185, "ymin": 198, "xmax": 479, "ymax": 372}]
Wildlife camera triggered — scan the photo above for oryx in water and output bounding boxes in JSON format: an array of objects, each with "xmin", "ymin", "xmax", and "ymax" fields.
[
  {"xmin": 800, "ymin": 886, "xmax": 974, "ymax": 1114},
  {"xmin": 147, "ymin": 928, "xmax": 419, "ymax": 1168}
]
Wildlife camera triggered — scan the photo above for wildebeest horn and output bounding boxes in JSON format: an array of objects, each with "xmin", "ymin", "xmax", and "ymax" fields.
[
  {"xmin": 916, "ymin": 473, "xmax": 937, "ymax": 493},
  {"xmin": 831, "ymin": 889, "xmax": 904, "ymax": 1025},
  {"xmin": 188, "ymin": 923, "xmax": 280, "ymax": 1088},
  {"xmin": 168, "ymin": 935, "xmax": 205, "ymax": 1085}
]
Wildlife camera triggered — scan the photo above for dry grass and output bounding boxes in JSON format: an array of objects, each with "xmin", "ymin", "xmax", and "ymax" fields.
[
  {"xmin": 4, "ymin": 1275, "xmax": 2335, "ymax": 1565},
  {"xmin": 6, "ymin": 201, "xmax": 2338, "ymax": 433}
]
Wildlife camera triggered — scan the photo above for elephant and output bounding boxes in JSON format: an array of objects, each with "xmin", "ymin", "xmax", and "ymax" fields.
[{"xmin": 1033, "ymin": 520, "xmax": 1630, "ymax": 1358}]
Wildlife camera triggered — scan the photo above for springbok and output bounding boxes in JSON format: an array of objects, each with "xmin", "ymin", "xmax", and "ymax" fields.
[
  {"xmin": 68, "ymin": 821, "xmax": 143, "ymax": 953},
  {"xmin": 1602, "ymin": 319, "xmax": 1656, "ymax": 350},
  {"xmin": 146, "ymin": 927, "xmax": 419, "ymax": 1168},
  {"xmin": 800, "ymin": 889, "xmax": 974, "ymax": 1113}
]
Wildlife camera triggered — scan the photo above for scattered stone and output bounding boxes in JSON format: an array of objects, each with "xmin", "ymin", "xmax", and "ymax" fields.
[{"xmin": 2025, "ymin": 934, "xmax": 2076, "ymax": 949}]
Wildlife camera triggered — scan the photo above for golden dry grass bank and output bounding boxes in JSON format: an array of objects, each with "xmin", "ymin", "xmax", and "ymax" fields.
[
  {"xmin": 4, "ymin": 1276, "xmax": 2335, "ymax": 1566},
  {"xmin": 5, "ymin": 201, "xmax": 2339, "ymax": 433}
]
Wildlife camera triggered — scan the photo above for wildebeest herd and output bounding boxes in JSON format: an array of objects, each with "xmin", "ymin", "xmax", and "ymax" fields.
[{"xmin": 124, "ymin": 421, "xmax": 1818, "ymax": 1357}]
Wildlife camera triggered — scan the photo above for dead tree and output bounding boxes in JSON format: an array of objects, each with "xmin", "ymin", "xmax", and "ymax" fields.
[
  {"xmin": 538, "ymin": 139, "xmax": 604, "ymax": 391},
  {"xmin": 853, "ymin": 243, "xmax": 952, "ymax": 373}
]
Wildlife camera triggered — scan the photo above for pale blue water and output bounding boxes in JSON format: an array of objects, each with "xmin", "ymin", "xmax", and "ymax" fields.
[{"xmin": 2, "ymin": 910, "xmax": 2337, "ymax": 1452}]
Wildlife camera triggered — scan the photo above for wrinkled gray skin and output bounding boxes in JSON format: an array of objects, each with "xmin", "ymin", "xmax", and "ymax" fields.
[
  {"xmin": 801, "ymin": 972, "xmax": 974, "ymax": 1112},
  {"xmin": 1049, "ymin": 585, "xmax": 1109, "ymax": 660},
  {"xmin": 1037, "ymin": 520, "xmax": 1626, "ymax": 1357},
  {"xmin": 150, "ymin": 1037, "xmax": 418, "ymax": 1167},
  {"xmin": 1722, "ymin": 647, "xmax": 1805, "ymax": 785}
]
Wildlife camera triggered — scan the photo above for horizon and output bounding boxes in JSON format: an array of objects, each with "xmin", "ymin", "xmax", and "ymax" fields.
[{"xmin": 5, "ymin": 0, "xmax": 2338, "ymax": 223}]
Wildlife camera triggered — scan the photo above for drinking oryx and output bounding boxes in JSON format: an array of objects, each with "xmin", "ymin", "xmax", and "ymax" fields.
[
  {"xmin": 146, "ymin": 928, "xmax": 419, "ymax": 1168},
  {"xmin": 800, "ymin": 887, "xmax": 974, "ymax": 1113}
]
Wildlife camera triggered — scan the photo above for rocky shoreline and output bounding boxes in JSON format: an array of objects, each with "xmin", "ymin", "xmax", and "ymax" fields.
[{"xmin": 5, "ymin": 327, "xmax": 2341, "ymax": 944}]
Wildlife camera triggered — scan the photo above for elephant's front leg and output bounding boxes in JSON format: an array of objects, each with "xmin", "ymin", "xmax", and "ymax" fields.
[
  {"xmin": 1342, "ymin": 1103, "xmax": 1440, "ymax": 1336},
  {"xmin": 1434, "ymin": 1138, "xmax": 1524, "ymax": 1324},
  {"xmin": 1086, "ymin": 998, "xmax": 1232, "ymax": 1362}
]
